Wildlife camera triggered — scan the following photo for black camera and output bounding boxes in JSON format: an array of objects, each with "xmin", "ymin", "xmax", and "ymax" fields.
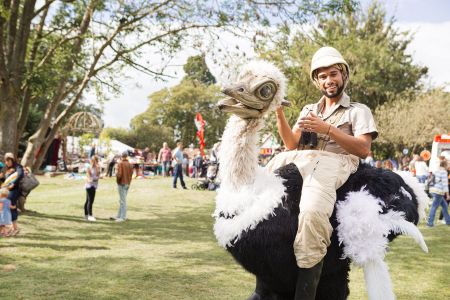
[{"xmin": 299, "ymin": 130, "xmax": 318, "ymax": 148}]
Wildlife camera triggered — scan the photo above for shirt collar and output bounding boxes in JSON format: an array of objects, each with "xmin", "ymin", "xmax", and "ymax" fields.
[{"xmin": 318, "ymin": 92, "xmax": 350, "ymax": 119}]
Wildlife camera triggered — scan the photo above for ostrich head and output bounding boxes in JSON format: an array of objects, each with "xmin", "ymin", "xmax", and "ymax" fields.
[{"xmin": 218, "ymin": 60, "xmax": 290, "ymax": 119}]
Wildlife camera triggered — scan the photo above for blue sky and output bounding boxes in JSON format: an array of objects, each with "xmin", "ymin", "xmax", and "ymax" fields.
[
  {"xmin": 96, "ymin": 1, "xmax": 450, "ymax": 128},
  {"xmin": 371, "ymin": 0, "xmax": 450, "ymax": 23}
]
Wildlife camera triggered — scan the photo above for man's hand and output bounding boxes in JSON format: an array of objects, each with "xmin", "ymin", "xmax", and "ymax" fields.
[
  {"xmin": 275, "ymin": 106, "xmax": 284, "ymax": 115},
  {"xmin": 297, "ymin": 112, "xmax": 330, "ymax": 135}
]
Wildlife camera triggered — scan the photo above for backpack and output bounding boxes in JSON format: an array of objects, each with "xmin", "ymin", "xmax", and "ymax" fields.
[{"xmin": 19, "ymin": 173, "xmax": 40, "ymax": 194}]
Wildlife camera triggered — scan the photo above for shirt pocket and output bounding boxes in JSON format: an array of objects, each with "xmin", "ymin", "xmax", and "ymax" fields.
[{"xmin": 335, "ymin": 110, "xmax": 351, "ymax": 129}]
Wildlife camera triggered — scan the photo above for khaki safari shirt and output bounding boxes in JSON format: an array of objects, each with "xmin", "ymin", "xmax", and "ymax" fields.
[{"xmin": 293, "ymin": 93, "xmax": 378, "ymax": 155}]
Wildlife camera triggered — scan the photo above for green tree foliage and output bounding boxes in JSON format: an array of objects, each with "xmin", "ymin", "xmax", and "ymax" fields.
[
  {"xmin": 1, "ymin": 0, "xmax": 352, "ymax": 164},
  {"xmin": 101, "ymin": 127, "xmax": 138, "ymax": 150},
  {"xmin": 257, "ymin": 2, "xmax": 427, "ymax": 131},
  {"xmin": 183, "ymin": 55, "xmax": 216, "ymax": 84},
  {"xmin": 373, "ymin": 89, "xmax": 450, "ymax": 158},
  {"xmin": 131, "ymin": 80, "xmax": 224, "ymax": 149},
  {"xmin": 101, "ymin": 125, "xmax": 175, "ymax": 152}
]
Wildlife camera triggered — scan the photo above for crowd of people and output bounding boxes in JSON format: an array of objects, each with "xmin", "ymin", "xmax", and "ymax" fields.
[
  {"xmin": 2, "ymin": 138, "xmax": 447, "ymax": 230},
  {"xmin": 364, "ymin": 152, "xmax": 450, "ymax": 227},
  {"xmin": 81, "ymin": 141, "xmax": 221, "ymax": 222},
  {"xmin": 97, "ymin": 141, "xmax": 219, "ymax": 181}
]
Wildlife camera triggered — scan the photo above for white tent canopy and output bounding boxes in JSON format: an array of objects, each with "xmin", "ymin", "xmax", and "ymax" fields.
[{"xmin": 66, "ymin": 136, "xmax": 134, "ymax": 156}]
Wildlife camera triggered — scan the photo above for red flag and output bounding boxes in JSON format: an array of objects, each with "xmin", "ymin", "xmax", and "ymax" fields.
[{"xmin": 195, "ymin": 112, "xmax": 205, "ymax": 156}]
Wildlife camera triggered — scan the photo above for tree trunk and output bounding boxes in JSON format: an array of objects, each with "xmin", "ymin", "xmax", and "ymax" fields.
[
  {"xmin": 15, "ymin": 88, "xmax": 32, "ymax": 152},
  {"xmin": 22, "ymin": 115, "xmax": 50, "ymax": 172},
  {"xmin": 0, "ymin": 85, "xmax": 19, "ymax": 159}
]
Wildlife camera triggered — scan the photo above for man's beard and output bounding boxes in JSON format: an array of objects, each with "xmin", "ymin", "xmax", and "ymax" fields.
[{"xmin": 320, "ymin": 83, "xmax": 345, "ymax": 98}]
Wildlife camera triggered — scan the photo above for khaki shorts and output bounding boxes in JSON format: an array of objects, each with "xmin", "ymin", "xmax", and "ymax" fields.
[{"xmin": 266, "ymin": 150, "xmax": 359, "ymax": 268}]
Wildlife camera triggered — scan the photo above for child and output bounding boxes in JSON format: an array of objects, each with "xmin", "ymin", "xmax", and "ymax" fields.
[{"xmin": 0, "ymin": 188, "xmax": 13, "ymax": 237}]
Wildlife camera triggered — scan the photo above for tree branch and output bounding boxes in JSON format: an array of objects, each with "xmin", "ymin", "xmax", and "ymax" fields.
[
  {"xmin": 6, "ymin": 0, "xmax": 20, "ymax": 66},
  {"xmin": 27, "ymin": 3, "xmax": 50, "ymax": 74},
  {"xmin": 36, "ymin": 35, "xmax": 79, "ymax": 69},
  {"xmin": 32, "ymin": 0, "xmax": 97, "ymax": 142},
  {"xmin": 33, "ymin": 0, "xmax": 56, "ymax": 18},
  {"xmin": 92, "ymin": 74, "xmax": 119, "ymax": 92},
  {"xmin": 11, "ymin": 0, "xmax": 36, "ymax": 77},
  {"xmin": 120, "ymin": 56, "xmax": 174, "ymax": 78}
]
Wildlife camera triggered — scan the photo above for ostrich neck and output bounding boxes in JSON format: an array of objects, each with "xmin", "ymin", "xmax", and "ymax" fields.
[{"xmin": 219, "ymin": 115, "xmax": 263, "ymax": 190}]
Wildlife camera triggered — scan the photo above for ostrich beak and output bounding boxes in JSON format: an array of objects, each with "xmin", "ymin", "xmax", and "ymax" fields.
[
  {"xmin": 217, "ymin": 97, "xmax": 237, "ymax": 110},
  {"xmin": 281, "ymin": 99, "xmax": 291, "ymax": 107},
  {"xmin": 217, "ymin": 97, "xmax": 261, "ymax": 119}
]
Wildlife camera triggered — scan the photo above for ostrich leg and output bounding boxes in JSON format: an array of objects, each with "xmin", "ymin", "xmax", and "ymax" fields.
[
  {"xmin": 315, "ymin": 267, "xmax": 350, "ymax": 300},
  {"xmin": 313, "ymin": 212, "xmax": 351, "ymax": 300}
]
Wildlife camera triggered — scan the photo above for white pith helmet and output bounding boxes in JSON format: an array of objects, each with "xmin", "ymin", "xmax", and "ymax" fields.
[{"xmin": 310, "ymin": 46, "xmax": 349, "ymax": 82}]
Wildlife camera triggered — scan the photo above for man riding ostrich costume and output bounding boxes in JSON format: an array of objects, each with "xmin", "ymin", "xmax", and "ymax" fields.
[{"xmin": 213, "ymin": 47, "xmax": 428, "ymax": 300}]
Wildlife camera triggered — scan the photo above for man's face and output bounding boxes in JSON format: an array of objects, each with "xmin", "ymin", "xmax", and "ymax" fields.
[{"xmin": 316, "ymin": 66, "xmax": 345, "ymax": 99}]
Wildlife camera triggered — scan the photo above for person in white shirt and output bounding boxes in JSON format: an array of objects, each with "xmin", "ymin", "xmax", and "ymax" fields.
[{"xmin": 414, "ymin": 156, "xmax": 428, "ymax": 183}]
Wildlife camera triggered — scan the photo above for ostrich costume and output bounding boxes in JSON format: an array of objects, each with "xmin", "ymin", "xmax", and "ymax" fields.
[{"xmin": 213, "ymin": 61, "xmax": 428, "ymax": 300}]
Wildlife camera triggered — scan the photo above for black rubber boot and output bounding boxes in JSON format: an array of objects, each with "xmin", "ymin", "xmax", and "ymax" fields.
[{"xmin": 294, "ymin": 260, "xmax": 324, "ymax": 300}]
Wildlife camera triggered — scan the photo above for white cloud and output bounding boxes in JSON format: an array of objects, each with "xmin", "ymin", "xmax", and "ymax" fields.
[{"xmin": 396, "ymin": 21, "xmax": 450, "ymax": 88}]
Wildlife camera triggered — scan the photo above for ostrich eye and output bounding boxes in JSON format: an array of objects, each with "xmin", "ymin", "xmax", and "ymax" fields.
[{"xmin": 257, "ymin": 83, "xmax": 276, "ymax": 100}]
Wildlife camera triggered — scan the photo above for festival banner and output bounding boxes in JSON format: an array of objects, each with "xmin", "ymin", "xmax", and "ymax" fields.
[{"xmin": 195, "ymin": 112, "xmax": 205, "ymax": 156}]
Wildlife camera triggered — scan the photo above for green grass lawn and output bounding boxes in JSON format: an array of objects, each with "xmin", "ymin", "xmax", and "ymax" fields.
[{"xmin": 0, "ymin": 175, "xmax": 448, "ymax": 299}]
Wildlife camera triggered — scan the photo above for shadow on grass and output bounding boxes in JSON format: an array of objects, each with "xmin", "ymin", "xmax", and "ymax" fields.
[
  {"xmin": 0, "ymin": 255, "xmax": 251, "ymax": 300},
  {"xmin": 23, "ymin": 211, "xmax": 91, "ymax": 223},
  {"xmin": 22, "ymin": 232, "xmax": 113, "ymax": 241},
  {"xmin": 12, "ymin": 242, "xmax": 110, "ymax": 251},
  {"xmin": 21, "ymin": 206, "xmax": 217, "ymax": 245}
]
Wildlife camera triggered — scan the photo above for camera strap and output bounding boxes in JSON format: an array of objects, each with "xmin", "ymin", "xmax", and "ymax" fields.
[{"xmin": 317, "ymin": 106, "xmax": 346, "ymax": 150}]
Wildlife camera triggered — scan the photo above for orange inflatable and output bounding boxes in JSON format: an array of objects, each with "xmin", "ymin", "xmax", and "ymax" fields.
[{"xmin": 420, "ymin": 150, "xmax": 431, "ymax": 161}]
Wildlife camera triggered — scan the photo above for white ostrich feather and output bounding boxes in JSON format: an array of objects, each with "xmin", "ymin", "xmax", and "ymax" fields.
[
  {"xmin": 395, "ymin": 170, "xmax": 429, "ymax": 221},
  {"xmin": 336, "ymin": 188, "xmax": 428, "ymax": 300},
  {"xmin": 379, "ymin": 210, "xmax": 428, "ymax": 253},
  {"xmin": 213, "ymin": 166, "xmax": 285, "ymax": 248},
  {"xmin": 363, "ymin": 259, "xmax": 395, "ymax": 300},
  {"xmin": 336, "ymin": 188, "xmax": 428, "ymax": 265},
  {"xmin": 336, "ymin": 189, "xmax": 388, "ymax": 266},
  {"xmin": 218, "ymin": 116, "xmax": 262, "ymax": 190}
]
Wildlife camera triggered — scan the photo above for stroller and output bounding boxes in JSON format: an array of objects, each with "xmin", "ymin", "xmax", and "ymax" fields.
[{"xmin": 191, "ymin": 161, "xmax": 220, "ymax": 191}]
